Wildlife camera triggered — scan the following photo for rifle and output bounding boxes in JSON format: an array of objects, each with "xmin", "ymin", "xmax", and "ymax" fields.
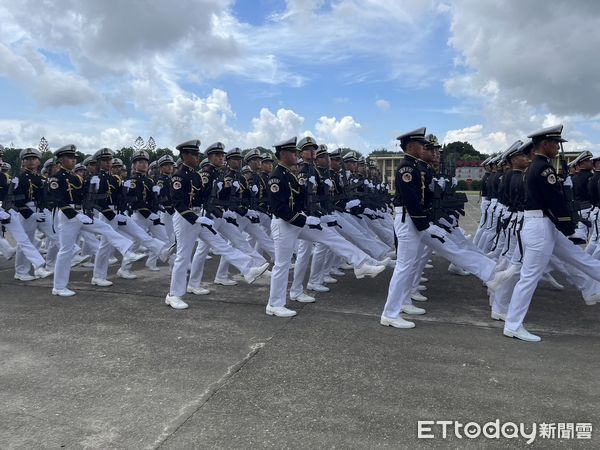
[
  {"xmin": 38, "ymin": 178, "xmax": 50, "ymax": 212},
  {"xmin": 1, "ymin": 177, "xmax": 17, "ymax": 213},
  {"xmin": 304, "ymin": 162, "xmax": 320, "ymax": 215},
  {"xmin": 206, "ymin": 171, "xmax": 241, "ymax": 226},
  {"xmin": 82, "ymin": 179, "xmax": 98, "ymax": 219},
  {"xmin": 304, "ymin": 162, "xmax": 323, "ymax": 229},
  {"xmin": 343, "ymin": 173, "xmax": 365, "ymax": 217},
  {"xmin": 559, "ymin": 143, "xmax": 591, "ymax": 227},
  {"xmin": 431, "ymin": 179, "xmax": 468, "ymax": 232},
  {"xmin": 248, "ymin": 173, "xmax": 264, "ymax": 216}
]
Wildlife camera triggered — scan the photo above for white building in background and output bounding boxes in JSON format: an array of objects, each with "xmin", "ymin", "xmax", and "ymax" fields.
[
  {"xmin": 455, "ymin": 161, "xmax": 484, "ymax": 181},
  {"xmin": 369, "ymin": 154, "xmax": 404, "ymax": 189}
]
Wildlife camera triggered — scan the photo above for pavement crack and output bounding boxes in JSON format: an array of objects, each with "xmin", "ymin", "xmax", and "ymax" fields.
[{"xmin": 151, "ymin": 313, "xmax": 298, "ymax": 449}]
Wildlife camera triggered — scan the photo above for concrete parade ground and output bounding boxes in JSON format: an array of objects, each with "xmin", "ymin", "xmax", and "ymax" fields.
[{"xmin": 1, "ymin": 195, "xmax": 599, "ymax": 449}]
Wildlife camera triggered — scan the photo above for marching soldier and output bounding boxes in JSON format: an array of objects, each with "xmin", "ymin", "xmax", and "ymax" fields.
[
  {"xmin": 111, "ymin": 158, "xmax": 124, "ymax": 179},
  {"xmin": 82, "ymin": 156, "xmax": 97, "ymax": 177},
  {"xmin": 156, "ymin": 155, "xmax": 176, "ymax": 245},
  {"xmin": 165, "ymin": 140, "xmax": 269, "ymax": 310},
  {"xmin": 47, "ymin": 144, "xmax": 137, "ymax": 297},
  {"xmin": 266, "ymin": 137, "xmax": 386, "ymax": 318},
  {"xmin": 211, "ymin": 147, "xmax": 272, "ymax": 282},
  {"xmin": 0, "ymin": 147, "xmax": 49, "ymax": 273},
  {"xmin": 122, "ymin": 150, "xmax": 169, "ymax": 272},
  {"xmin": 570, "ymin": 151, "xmax": 594, "ymax": 244},
  {"xmin": 187, "ymin": 143, "xmax": 267, "ymax": 288},
  {"xmin": 90, "ymin": 148, "xmax": 164, "ymax": 285},
  {"xmin": 586, "ymin": 156, "xmax": 600, "ymax": 254},
  {"xmin": 504, "ymin": 125, "xmax": 600, "ymax": 341},
  {"xmin": 244, "ymin": 149, "xmax": 271, "ymax": 234},
  {"xmin": 473, "ymin": 157, "xmax": 494, "ymax": 248},
  {"xmin": 382, "ymin": 128, "xmax": 506, "ymax": 329},
  {"xmin": 13, "ymin": 147, "xmax": 57, "ymax": 280},
  {"xmin": 329, "ymin": 149, "xmax": 391, "ymax": 261}
]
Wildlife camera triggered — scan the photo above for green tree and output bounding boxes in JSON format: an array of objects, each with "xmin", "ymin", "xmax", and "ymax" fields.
[
  {"xmin": 115, "ymin": 147, "xmax": 134, "ymax": 167},
  {"xmin": 2, "ymin": 147, "xmax": 21, "ymax": 175},
  {"xmin": 443, "ymin": 141, "xmax": 483, "ymax": 162}
]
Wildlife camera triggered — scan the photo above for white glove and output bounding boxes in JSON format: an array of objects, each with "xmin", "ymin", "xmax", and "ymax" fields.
[
  {"xmin": 363, "ymin": 179, "xmax": 369, "ymax": 185},
  {"xmin": 306, "ymin": 216, "xmax": 321, "ymax": 226},
  {"xmin": 90, "ymin": 175, "xmax": 100, "ymax": 187},
  {"xmin": 368, "ymin": 182, "xmax": 374, "ymax": 188},
  {"xmin": 223, "ymin": 210, "xmax": 236, "ymax": 219},
  {"xmin": 11, "ymin": 177, "xmax": 19, "ymax": 189},
  {"xmin": 437, "ymin": 178, "xmax": 446, "ymax": 189},
  {"xmin": 308, "ymin": 176, "xmax": 316, "ymax": 185},
  {"xmin": 352, "ymin": 178, "xmax": 359, "ymax": 184},
  {"xmin": 116, "ymin": 214, "xmax": 128, "ymax": 222},
  {"xmin": 152, "ymin": 185, "xmax": 161, "ymax": 193},
  {"xmin": 196, "ymin": 216, "xmax": 214, "ymax": 226},
  {"xmin": 123, "ymin": 180, "xmax": 132, "ymax": 188},
  {"xmin": 36, "ymin": 211, "xmax": 47, "ymax": 221},
  {"xmin": 247, "ymin": 210, "xmax": 259, "ymax": 219},
  {"xmin": 427, "ymin": 224, "xmax": 448, "ymax": 238},
  {"xmin": 345, "ymin": 199, "xmax": 361, "ymax": 210},
  {"xmin": 324, "ymin": 179, "xmax": 333, "ymax": 187},
  {"xmin": 563, "ymin": 176, "xmax": 573, "ymax": 187},
  {"xmin": 451, "ymin": 177, "xmax": 458, "ymax": 188},
  {"xmin": 364, "ymin": 207, "xmax": 375, "ymax": 215},
  {"xmin": 438, "ymin": 217, "xmax": 453, "ymax": 229},
  {"xmin": 148, "ymin": 213, "xmax": 159, "ymax": 221},
  {"xmin": 251, "ymin": 185, "xmax": 259, "ymax": 194},
  {"xmin": 216, "ymin": 181, "xmax": 223, "ymax": 190},
  {"xmin": 232, "ymin": 180, "xmax": 241, "ymax": 189},
  {"xmin": 0, "ymin": 210, "xmax": 10, "ymax": 221},
  {"xmin": 77, "ymin": 214, "xmax": 93, "ymax": 224}
]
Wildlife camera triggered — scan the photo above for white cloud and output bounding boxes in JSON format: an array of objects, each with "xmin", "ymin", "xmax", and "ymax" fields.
[
  {"xmin": 315, "ymin": 115, "xmax": 365, "ymax": 149},
  {"xmin": 443, "ymin": 124, "xmax": 507, "ymax": 154},
  {"xmin": 448, "ymin": 0, "xmax": 600, "ymax": 116},
  {"xmin": 0, "ymin": 98, "xmax": 370, "ymax": 154},
  {"xmin": 245, "ymin": 108, "xmax": 305, "ymax": 148},
  {"xmin": 0, "ymin": 0, "xmax": 454, "ymax": 154},
  {"xmin": 375, "ymin": 99, "xmax": 391, "ymax": 111},
  {"xmin": 0, "ymin": 119, "xmax": 137, "ymax": 154},
  {"xmin": 0, "ymin": 43, "xmax": 96, "ymax": 108},
  {"xmin": 444, "ymin": 0, "xmax": 600, "ymax": 153}
]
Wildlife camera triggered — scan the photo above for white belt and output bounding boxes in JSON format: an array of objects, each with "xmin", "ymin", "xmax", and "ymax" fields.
[{"xmin": 523, "ymin": 210, "xmax": 544, "ymax": 218}]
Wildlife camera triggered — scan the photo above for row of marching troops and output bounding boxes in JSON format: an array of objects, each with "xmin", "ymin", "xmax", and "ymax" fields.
[
  {"xmin": 0, "ymin": 139, "xmax": 401, "ymax": 316},
  {"xmin": 4, "ymin": 126, "xmax": 595, "ymax": 342},
  {"xmin": 469, "ymin": 124, "xmax": 600, "ymax": 341}
]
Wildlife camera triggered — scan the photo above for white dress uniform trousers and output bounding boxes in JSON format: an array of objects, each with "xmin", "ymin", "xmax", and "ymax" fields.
[
  {"xmin": 473, "ymin": 198, "xmax": 491, "ymax": 247},
  {"xmin": 93, "ymin": 214, "xmax": 166, "ymax": 280},
  {"xmin": 15, "ymin": 206, "xmax": 58, "ymax": 276},
  {"xmin": 384, "ymin": 208, "xmax": 496, "ymax": 319},
  {"xmin": 268, "ymin": 218, "xmax": 370, "ymax": 308},
  {"xmin": 4, "ymin": 209, "xmax": 46, "ymax": 270},
  {"xmin": 171, "ymin": 213, "xmax": 255, "ymax": 297},
  {"xmin": 53, "ymin": 211, "xmax": 133, "ymax": 290},
  {"xmin": 506, "ymin": 212, "xmax": 600, "ymax": 332}
]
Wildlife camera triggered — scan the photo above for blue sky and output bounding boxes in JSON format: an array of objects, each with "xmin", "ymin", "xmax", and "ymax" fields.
[{"xmin": 0, "ymin": 0, "xmax": 599, "ymax": 155}]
